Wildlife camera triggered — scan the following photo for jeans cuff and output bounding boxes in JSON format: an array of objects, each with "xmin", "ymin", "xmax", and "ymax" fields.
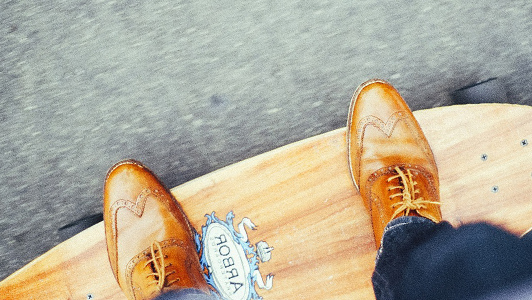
[{"xmin": 376, "ymin": 216, "xmax": 436, "ymax": 262}]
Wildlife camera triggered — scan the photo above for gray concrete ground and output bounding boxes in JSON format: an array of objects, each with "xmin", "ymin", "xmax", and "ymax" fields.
[{"xmin": 2, "ymin": 0, "xmax": 532, "ymax": 280}]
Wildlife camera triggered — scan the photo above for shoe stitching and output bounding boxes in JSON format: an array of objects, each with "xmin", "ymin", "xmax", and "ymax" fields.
[
  {"xmin": 353, "ymin": 112, "xmax": 437, "ymax": 188},
  {"xmin": 354, "ymin": 111, "xmax": 408, "ymax": 184},
  {"xmin": 108, "ymin": 188, "xmax": 164, "ymax": 285},
  {"xmin": 346, "ymin": 80, "xmax": 388, "ymax": 191}
]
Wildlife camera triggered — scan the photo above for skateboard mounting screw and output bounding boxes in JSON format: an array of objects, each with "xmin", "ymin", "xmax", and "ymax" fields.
[
  {"xmin": 87, "ymin": 294, "xmax": 94, "ymax": 300},
  {"xmin": 491, "ymin": 186, "xmax": 499, "ymax": 193},
  {"xmin": 522, "ymin": 139, "xmax": 529, "ymax": 147},
  {"xmin": 481, "ymin": 154, "xmax": 488, "ymax": 161}
]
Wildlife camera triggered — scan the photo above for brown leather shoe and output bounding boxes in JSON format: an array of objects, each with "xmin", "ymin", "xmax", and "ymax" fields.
[
  {"xmin": 103, "ymin": 160, "xmax": 211, "ymax": 300},
  {"xmin": 347, "ymin": 79, "xmax": 442, "ymax": 248}
]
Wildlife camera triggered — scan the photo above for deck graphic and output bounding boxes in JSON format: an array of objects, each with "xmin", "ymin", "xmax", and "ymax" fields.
[{"xmin": 195, "ymin": 211, "xmax": 274, "ymax": 300}]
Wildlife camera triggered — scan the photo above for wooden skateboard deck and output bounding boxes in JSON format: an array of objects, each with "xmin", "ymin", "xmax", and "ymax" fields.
[{"xmin": 2, "ymin": 103, "xmax": 532, "ymax": 300}]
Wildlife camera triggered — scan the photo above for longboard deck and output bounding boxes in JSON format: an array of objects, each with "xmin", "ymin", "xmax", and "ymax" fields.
[{"xmin": 2, "ymin": 104, "xmax": 532, "ymax": 300}]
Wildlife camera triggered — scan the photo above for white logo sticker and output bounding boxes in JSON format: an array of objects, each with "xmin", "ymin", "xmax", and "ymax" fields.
[{"xmin": 195, "ymin": 212, "xmax": 274, "ymax": 300}]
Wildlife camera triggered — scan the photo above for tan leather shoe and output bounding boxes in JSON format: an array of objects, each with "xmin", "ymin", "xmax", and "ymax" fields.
[
  {"xmin": 347, "ymin": 79, "xmax": 442, "ymax": 248},
  {"xmin": 103, "ymin": 160, "xmax": 211, "ymax": 300}
]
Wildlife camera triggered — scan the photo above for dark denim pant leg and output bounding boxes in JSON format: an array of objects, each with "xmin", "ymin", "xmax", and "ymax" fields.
[
  {"xmin": 153, "ymin": 289, "xmax": 218, "ymax": 300},
  {"xmin": 373, "ymin": 217, "xmax": 532, "ymax": 300},
  {"xmin": 399, "ymin": 222, "xmax": 532, "ymax": 300},
  {"xmin": 372, "ymin": 216, "xmax": 451, "ymax": 300}
]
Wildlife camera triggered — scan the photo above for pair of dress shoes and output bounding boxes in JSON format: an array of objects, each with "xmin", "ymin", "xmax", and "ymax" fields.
[{"xmin": 103, "ymin": 79, "xmax": 442, "ymax": 299}]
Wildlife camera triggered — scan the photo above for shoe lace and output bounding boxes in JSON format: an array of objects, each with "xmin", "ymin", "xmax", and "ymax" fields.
[
  {"xmin": 144, "ymin": 241, "xmax": 179, "ymax": 290},
  {"xmin": 387, "ymin": 166, "xmax": 440, "ymax": 221}
]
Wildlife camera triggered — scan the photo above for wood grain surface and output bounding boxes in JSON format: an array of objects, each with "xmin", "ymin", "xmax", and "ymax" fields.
[{"xmin": 1, "ymin": 104, "xmax": 532, "ymax": 300}]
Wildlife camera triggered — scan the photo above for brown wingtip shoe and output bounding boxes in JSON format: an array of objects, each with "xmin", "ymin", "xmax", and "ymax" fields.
[
  {"xmin": 103, "ymin": 159, "xmax": 211, "ymax": 300},
  {"xmin": 347, "ymin": 79, "xmax": 442, "ymax": 248}
]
